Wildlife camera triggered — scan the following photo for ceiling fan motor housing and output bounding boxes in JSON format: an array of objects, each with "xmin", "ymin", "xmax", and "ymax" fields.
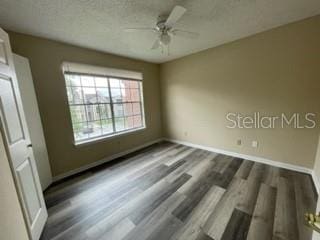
[{"xmin": 157, "ymin": 15, "xmax": 171, "ymax": 32}]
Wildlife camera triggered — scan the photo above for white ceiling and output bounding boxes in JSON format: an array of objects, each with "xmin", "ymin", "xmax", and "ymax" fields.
[{"xmin": 1, "ymin": 0, "xmax": 319, "ymax": 63}]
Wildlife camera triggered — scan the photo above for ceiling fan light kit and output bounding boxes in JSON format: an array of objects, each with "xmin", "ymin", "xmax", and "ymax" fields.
[{"xmin": 160, "ymin": 33, "xmax": 171, "ymax": 45}]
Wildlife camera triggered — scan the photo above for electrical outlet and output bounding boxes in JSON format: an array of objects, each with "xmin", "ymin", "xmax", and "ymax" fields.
[
  {"xmin": 184, "ymin": 131, "xmax": 188, "ymax": 137},
  {"xmin": 237, "ymin": 139, "xmax": 242, "ymax": 146},
  {"xmin": 252, "ymin": 141, "xmax": 258, "ymax": 148}
]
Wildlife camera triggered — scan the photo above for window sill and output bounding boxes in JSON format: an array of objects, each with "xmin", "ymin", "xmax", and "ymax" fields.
[{"xmin": 73, "ymin": 127, "xmax": 146, "ymax": 147}]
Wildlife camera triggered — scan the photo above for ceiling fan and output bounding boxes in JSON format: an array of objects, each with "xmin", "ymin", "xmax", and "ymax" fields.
[{"xmin": 124, "ymin": 5, "xmax": 199, "ymax": 50}]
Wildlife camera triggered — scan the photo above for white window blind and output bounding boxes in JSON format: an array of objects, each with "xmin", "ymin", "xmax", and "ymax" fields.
[{"xmin": 62, "ymin": 62, "xmax": 143, "ymax": 80}]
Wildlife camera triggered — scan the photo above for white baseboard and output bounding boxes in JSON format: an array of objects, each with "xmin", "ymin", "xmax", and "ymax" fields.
[
  {"xmin": 52, "ymin": 138, "xmax": 164, "ymax": 182},
  {"xmin": 165, "ymin": 138, "xmax": 314, "ymax": 177}
]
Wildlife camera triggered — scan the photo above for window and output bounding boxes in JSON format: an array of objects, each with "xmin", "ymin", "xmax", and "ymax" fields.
[{"xmin": 64, "ymin": 68, "xmax": 145, "ymax": 144}]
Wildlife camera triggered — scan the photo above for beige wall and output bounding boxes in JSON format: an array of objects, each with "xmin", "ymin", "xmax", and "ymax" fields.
[
  {"xmin": 0, "ymin": 131, "xmax": 29, "ymax": 240},
  {"xmin": 8, "ymin": 32, "xmax": 162, "ymax": 177},
  {"xmin": 160, "ymin": 15, "xmax": 320, "ymax": 168}
]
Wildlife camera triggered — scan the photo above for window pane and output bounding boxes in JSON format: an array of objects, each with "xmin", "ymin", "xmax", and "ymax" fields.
[
  {"xmin": 133, "ymin": 115, "xmax": 142, "ymax": 128},
  {"xmin": 121, "ymin": 88, "xmax": 131, "ymax": 102},
  {"xmin": 96, "ymin": 88, "xmax": 110, "ymax": 103},
  {"xmin": 101, "ymin": 119, "xmax": 113, "ymax": 134},
  {"xmin": 120, "ymin": 89, "xmax": 127, "ymax": 102},
  {"xmin": 111, "ymin": 88, "xmax": 122, "ymax": 102},
  {"xmin": 73, "ymin": 122, "xmax": 88, "ymax": 141},
  {"xmin": 121, "ymin": 80, "xmax": 130, "ymax": 88},
  {"xmin": 81, "ymin": 76, "xmax": 95, "ymax": 87},
  {"xmin": 85, "ymin": 104, "xmax": 100, "ymax": 121},
  {"xmin": 129, "ymin": 81, "xmax": 139, "ymax": 89},
  {"xmin": 70, "ymin": 105, "xmax": 86, "ymax": 123},
  {"xmin": 130, "ymin": 89, "xmax": 140, "ymax": 101},
  {"xmin": 88, "ymin": 121, "xmax": 102, "ymax": 138},
  {"xmin": 83, "ymin": 87, "xmax": 97, "ymax": 103},
  {"xmin": 114, "ymin": 104, "xmax": 124, "ymax": 117},
  {"xmin": 125, "ymin": 116, "xmax": 134, "ymax": 129},
  {"xmin": 99, "ymin": 104, "xmax": 112, "ymax": 119},
  {"xmin": 64, "ymin": 74, "xmax": 145, "ymax": 143},
  {"xmin": 110, "ymin": 78, "xmax": 120, "ymax": 88},
  {"xmin": 71, "ymin": 86, "xmax": 84, "ymax": 104},
  {"xmin": 132, "ymin": 103, "xmax": 141, "ymax": 115},
  {"xmin": 66, "ymin": 87, "xmax": 74, "ymax": 104},
  {"xmin": 95, "ymin": 77, "xmax": 108, "ymax": 87},
  {"xmin": 123, "ymin": 103, "xmax": 133, "ymax": 116},
  {"xmin": 115, "ymin": 117, "xmax": 125, "ymax": 131},
  {"xmin": 66, "ymin": 75, "xmax": 81, "ymax": 86}
]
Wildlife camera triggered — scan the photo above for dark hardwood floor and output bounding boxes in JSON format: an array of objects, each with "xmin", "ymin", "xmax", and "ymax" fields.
[{"xmin": 41, "ymin": 142, "xmax": 317, "ymax": 240}]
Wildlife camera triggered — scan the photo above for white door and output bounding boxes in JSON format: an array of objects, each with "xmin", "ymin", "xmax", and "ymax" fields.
[
  {"xmin": 0, "ymin": 28, "xmax": 48, "ymax": 240},
  {"xmin": 13, "ymin": 54, "xmax": 53, "ymax": 190}
]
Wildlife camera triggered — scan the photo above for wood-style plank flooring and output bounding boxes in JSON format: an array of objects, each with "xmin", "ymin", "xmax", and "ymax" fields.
[{"xmin": 41, "ymin": 142, "xmax": 317, "ymax": 240}]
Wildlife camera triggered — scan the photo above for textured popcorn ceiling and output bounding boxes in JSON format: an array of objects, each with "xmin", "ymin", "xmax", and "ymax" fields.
[{"xmin": 1, "ymin": 0, "xmax": 320, "ymax": 63}]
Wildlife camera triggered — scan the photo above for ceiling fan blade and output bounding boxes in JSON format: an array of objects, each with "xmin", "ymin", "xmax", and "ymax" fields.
[
  {"xmin": 151, "ymin": 39, "xmax": 160, "ymax": 50},
  {"xmin": 124, "ymin": 27, "xmax": 157, "ymax": 33},
  {"xmin": 171, "ymin": 29, "xmax": 199, "ymax": 39},
  {"xmin": 165, "ymin": 5, "xmax": 186, "ymax": 28}
]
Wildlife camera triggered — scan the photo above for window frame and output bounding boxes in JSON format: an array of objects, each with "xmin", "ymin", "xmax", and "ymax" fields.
[{"xmin": 63, "ymin": 71, "xmax": 146, "ymax": 146}]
